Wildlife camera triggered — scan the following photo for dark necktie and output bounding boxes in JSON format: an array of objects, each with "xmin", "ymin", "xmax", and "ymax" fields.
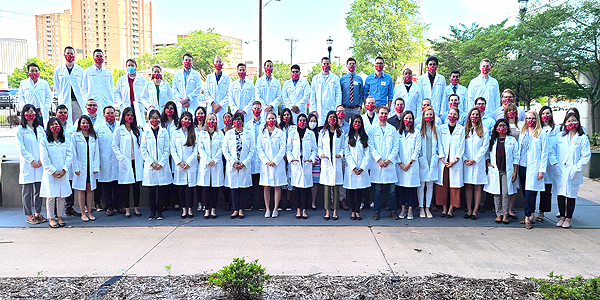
[
  {"xmin": 453, "ymin": 85, "xmax": 457, "ymax": 94},
  {"xmin": 349, "ymin": 74, "xmax": 354, "ymax": 104}
]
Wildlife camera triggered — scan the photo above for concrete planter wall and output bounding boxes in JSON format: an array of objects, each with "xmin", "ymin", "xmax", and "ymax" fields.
[{"xmin": 583, "ymin": 151, "xmax": 600, "ymax": 179}]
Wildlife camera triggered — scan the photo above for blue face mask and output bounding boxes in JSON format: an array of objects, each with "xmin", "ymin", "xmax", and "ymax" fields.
[{"xmin": 127, "ymin": 66, "xmax": 136, "ymax": 74}]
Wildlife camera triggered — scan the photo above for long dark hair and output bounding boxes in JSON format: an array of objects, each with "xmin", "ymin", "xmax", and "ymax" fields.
[
  {"xmin": 307, "ymin": 113, "xmax": 320, "ymax": 143},
  {"xmin": 160, "ymin": 101, "xmax": 179, "ymax": 128},
  {"xmin": 488, "ymin": 119, "xmax": 511, "ymax": 152},
  {"xmin": 561, "ymin": 112, "xmax": 585, "ymax": 137},
  {"xmin": 46, "ymin": 117, "xmax": 65, "ymax": 143},
  {"xmin": 21, "ymin": 104, "xmax": 40, "ymax": 129},
  {"xmin": 76, "ymin": 115, "xmax": 97, "ymax": 139},
  {"xmin": 348, "ymin": 115, "xmax": 368, "ymax": 148},
  {"xmin": 322, "ymin": 110, "xmax": 341, "ymax": 137},
  {"xmin": 539, "ymin": 105, "xmax": 555, "ymax": 129},
  {"xmin": 279, "ymin": 108, "xmax": 295, "ymax": 128},
  {"xmin": 148, "ymin": 110, "xmax": 161, "ymax": 127},
  {"xmin": 398, "ymin": 111, "xmax": 415, "ymax": 134},
  {"xmin": 120, "ymin": 106, "xmax": 141, "ymax": 145},
  {"xmin": 193, "ymin": 106, "xmax": 206, "ymax": 127},
  {"xmin": 177, "ymin": 111, "xmax": 196, "ymax": 147}
]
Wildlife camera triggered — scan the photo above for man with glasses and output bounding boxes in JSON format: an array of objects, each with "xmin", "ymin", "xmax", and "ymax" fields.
[
  {"xmin": 491, "ymin": 89, "xmax": 525, "ymax": 121},
  {"xmin": 282, "ymin": 64, "xmax": 310, "ymax": 122},
  {"xmin": 340, "ymin": 57, "xmax": 363, "ymax": 122}
]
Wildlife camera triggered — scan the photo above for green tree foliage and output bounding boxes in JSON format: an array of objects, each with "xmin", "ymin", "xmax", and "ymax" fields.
[
  {"xmin": 272, "ymin": 61, "xmax": 292, "ymax": 83},
  {"xmin": 135, "ymin": 53, "xmax": 160, "ymax": 71},
  {"xmin": 157, "ymin": 29, "xmax": 231, "ymax": 81},
  {"xmin": 76, "ymin": 56, "xmax": 94, "ymax": 69},
  {"xmin": 345, "ymin": 0, "xmax": 428, "ymax": 83},
  {"xmin": 306, "ymin": 62, "xmax": 344, "ymax": 85},
  {"xmin": 112, "ymin": 68, "xmax": 125, "ymax": 88},
  {"xmin": 8, "ymin": 58, "xmax": 55, "ymax": 89}
]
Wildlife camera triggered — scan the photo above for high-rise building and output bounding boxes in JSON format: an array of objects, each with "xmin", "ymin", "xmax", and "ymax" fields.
[
  {"xmin": 36, "ymin": 0, "xmax": 152, "ymax": 70},
  {"xmin": 0, "ymin": 38, "xmax": 28, "ymax": 75}
]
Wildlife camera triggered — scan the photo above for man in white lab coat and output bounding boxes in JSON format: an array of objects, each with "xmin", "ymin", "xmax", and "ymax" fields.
[
  {"xmin": 17, "ymin": 63, "xmax": 52, "ymax": 127},
  {"xmin": 417, "ymin": 56, "xmax": 446, "ymax": 116},
  {"xmin": 54, "ymin": 46, "xmax": 85, "ymax": 123},
  {"xmin": 310, "ymin": 57, "xmax": 342, "ymax": 126},
  {"xmin": 255, "ymin": 60, "xmax": 282, "ymax": 118},
  {"xmin": 282, "ymin": 64, "xmax": 310, "ymax": 123},
  {"xmin": 443, "ymin": 70, "xmax": 468, "ymax": 113},
  {"xmin": 227, "ymin": 63, "xmax": 255, "ymax": 116},
  {"xmin": 172, "ymin": 53, "xmax": 202, "ymax": 114},
  {"xmin": 203, "ymin": 55, "xmax": 231, "ymax": 124},
  {"xmin": 393, "ymin": 68, "xmax": 421, "ymax": 114},
  {"xmin": 114, "ymin": 58, "xmax": 148, "ymax": 125},
  {"xmin": 81, "ymin": 49, "xmax": 113, "ymax": 118},
  {"xmin": 467, "ymin": 58, "xmax": 501, "ymax": 113}
]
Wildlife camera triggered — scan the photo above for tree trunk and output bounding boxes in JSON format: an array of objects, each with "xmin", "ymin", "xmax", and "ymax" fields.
[{"xmin": 588, "ymin": 96, "xmax": 595, "ymax": 135}]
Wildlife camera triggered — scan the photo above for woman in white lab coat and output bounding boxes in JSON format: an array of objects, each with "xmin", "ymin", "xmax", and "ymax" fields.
[
  {"xmin": 193, "ymin": 106, "xmax": 206, "ymax": 213},
  {"xmin": 553, "ymin": 112, "xmax": 591, "ymax": 228},
  {"xmin": 504, "ymin": 103, "xmax": 521, "ymax": 219},
  {"xmin": 257, "ymin": 112, "xmax": 287, "ymax": 218},
  {"xmin": 417, "ymin": 107, "xmax": 439, "ymax": 219},
  {"xmin": 343, "ymin": 115, "xmax": 370, "ymax": 220},
  {"xmin": 141, "ymin": 64, "xmax": 176, "ymax": 113},
  {"xmin": 463, "ymin": 107, "xmax": 489, "ymax": 220},
  {"xmin": 518, "ymin": 110, "xmax": 548, "ymax": 229},
  {"xmin": 222, "ymin": 112, "xmax": 255, "ymax": 219},
  {"xmin": 318, "ymin": 110, "xmax": 345, "ymax": 220},
  {"xmin": 114, "ymin": 59, "xmax": 148, "ymax": 125},
  {"xmin": 280, "ymin": 108, "xmax": 297, "ymax": 210},
  {"xmin": 160, "ymin": 101, "xmax": 180, "ymax": 211},
  {"xmin": 396, "ymin": 111, "xmax": 421, "ymax": 220},
  {"xmin": 287, "ymin": 114, "xmax": 317, "ymax": 219},
  {"xmin": 436, "ymin": 107, "xmax": 465, "ymax": 218},
  {"xmin": 112, "ymin": 107, "xmax": 144, "ymax": 218},
  {"xmin": 171, "ymin": 111, "xmax": 198, "ymax": 219},
  {"xmin": 140, "ymin": 110, "xmax": 172, "ymax": 220},
  {"xmin": 220, "ymin": 112, "xmax": 234, "ymax": 211},
  {"xmin": 16, "ymin": 104, "xmax": 46, "ymax": 225},
  {"xmin": 40, "ymin": 117, "xmax": 72, "ymax": 228},
  {"xmin": 484, "ymin": 119, "xmax": 519, "ymax": 224},
  {"xmin": 95, "ymin": 105, "xmax": 121, "ymax": 215},
  {"xmin": 197, "ymin": 112, "xmax": 224, "ymax": 219},
  {"xmin": 72, "ymin": 115, "xmax": 100, "ymax": 222},
  {"xmin": 537, "ymin": 105, "xmax": 559, "ymax": 221}
]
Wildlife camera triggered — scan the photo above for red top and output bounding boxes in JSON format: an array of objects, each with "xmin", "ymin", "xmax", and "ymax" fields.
[{"xmin": 128, "ymin": 77, "xmax": 135, "ymax": 106}]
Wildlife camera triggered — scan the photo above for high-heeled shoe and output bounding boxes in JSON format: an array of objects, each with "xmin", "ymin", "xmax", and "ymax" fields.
[
  {"xmin": 230, "ymin": 213, "xmax": 238, "ymax": 219},
  {"xmin": 296, "ymin": 215, "xmax": 301, "ymax": 219},
  {"xmin": 211, "ymin": 214, "xmax": 217, "ymax": 219},
  {"xmin": 181, "ymin": 213, "xmax": 187, "ymax": 219},
  {"xmin": 204, "ymin": 214, "xmax": 210, "ymax": 219},
  {"xmin": 238, "ymin": 214, "xmax": 245, "ymax": 219},
  {"xmin": 302, "ymin": 214, "xmax": 308, "ymax": 219},
  {"xmin": 356, "ymin": 215, "xmax": 362, "ymax": 221},
  {"xmin": 351, "ymin": 215, "xmax": 356, "ymax": 220}
]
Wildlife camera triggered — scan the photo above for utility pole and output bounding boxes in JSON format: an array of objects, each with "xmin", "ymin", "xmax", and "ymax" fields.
[
  {"xmin": 284, "ymin": 38, "xmax": 297, "ymax": 66},
  {"xmin": 259, "ymin": 0, "xmax": 263, "ymax": 77}
]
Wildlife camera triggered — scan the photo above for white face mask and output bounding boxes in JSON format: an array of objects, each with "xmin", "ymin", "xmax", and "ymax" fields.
[{"xmin": 308, "ymin": 121, "xmax": 317, "ymax": 130}]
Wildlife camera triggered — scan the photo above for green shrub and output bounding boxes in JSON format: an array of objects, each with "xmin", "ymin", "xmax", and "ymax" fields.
[
  {"xmin": 208, "ymin": 257, "xmax": 270, "ymax": 300},
  {"xmin": 533, "ymin": 271, "xmax": 600, "ymax": 300}
]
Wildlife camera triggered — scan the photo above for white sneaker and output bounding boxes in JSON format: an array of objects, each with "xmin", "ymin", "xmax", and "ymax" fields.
[
  {"xmin": 426, "ymin": 209, "xmax": 434, "ymax": 219},
  {"xmin": 562, "ymin": 219, "xmax": 571, "ymax": 228},
  {"xmin": 272, "ymin": 210, "xmax": 279, "ymax": 218},
  {"xmin": 264, "ymin": 210, "xmax": 271, "ymax": 218},
  {"xmin": 407, "ymin": 211, "xmax": 414, "ymax": 220},
  {"xmin": 370, "ymin": 202, "xmax": 374, "ymax": 208},
  {"xmin": 420, "ymin": 210, "xmax": 426, "ymax": 218},
  {"xmin": 399, "ymin": 209, "xmax": 407, "ymax": 219},
  {"xmin": 360, "ymin": 203, "xmax": 365, "ymax": 211},
  {"xmin": 556, "ymin": 218, "xmax": 564, "ymax": 227}
]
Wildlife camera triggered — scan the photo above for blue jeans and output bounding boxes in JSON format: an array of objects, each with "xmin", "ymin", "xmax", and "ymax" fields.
[{"xmin": 373, "ymin": 183, "xmax": 397, "ymax": 213}]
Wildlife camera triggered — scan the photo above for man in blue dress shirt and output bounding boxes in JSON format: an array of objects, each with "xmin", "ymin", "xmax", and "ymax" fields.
[
  {"xmin": 340, "ymin": 57, "xmax": 364, "ymax": 122},
  {"xmin": 363, "ymin": 56, "xmax": 394, "ymax": 107}
]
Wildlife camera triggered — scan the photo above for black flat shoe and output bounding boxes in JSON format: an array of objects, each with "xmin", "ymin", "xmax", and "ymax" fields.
[
  {"xmin": 230, "ymin": 214, "xmax": 237, "ymax": 219},
  {"xmin": 188, "ymin": 213, "xmax": 194, "ymax": 218},
  {"xmin": 302, "ymin": 215, "xmax": 308, "ymax": 219},
  {"xmin": 324, "ymin": 216, "xmax": 330, "ymax": 220},
  {"xmin": 296, "ymin": 215, "xmax": 301, "ymax": 219},
  {"xmin": 125, "ymin": 214, "xmax": 131, "ymax": 218},
  {"xmin": 446, "ymin": 213, "xmax": 453, "ymax": 218},
  {"xmin": 311, "ymin": 205, "xmax": 317, "ymax": 211},
  {"xmin": 238, "ymin": 215, "xmax": 245, "ymax": 219},
  {"xmin": 181, "ymin": 214, "xmax": 187, "ymax": 219},
  {"xmin": 211, "ymin": 214, "xmax": 217, "ymax": 219},
  {"xmin": 440, "ymin": 213, "xmax": 447, "ymax": 218},
  {"xmin": 470, "ymin": 214, "xmax": 478, "ymax": 220},
  {"xmin": 351, "ymin": 216, "xmax": 356, "ymax": 220},
  {"xmin": 204, "ymin": 215, "xmax": 210, "ymax": 219},
  {"xmin": 134, "ymin": 212, "xmax": 142, "ymax": 217},
  {"xmin": 463, "ymin": 213, "xmax": 471, "ymax": 219},
  {"xmin": 357, "ymin": 216, "xmax": 362, "ymax": 221},
  {"xmin": 332, "ymin": 216, "xmax": 338, "ymax": 220},
  {"xmin": 508, "ymin": 214, "xmax": 518, "ymax": 220}
]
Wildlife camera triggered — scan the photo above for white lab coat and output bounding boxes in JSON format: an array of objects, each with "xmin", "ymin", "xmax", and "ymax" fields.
[
  {"xmin": 255, "ymin": 75, "xmax": 282, "ymax": 117},
  {"xmin": 95, "ymin": 121, "xmax": 119, "ymax": 182},
  {"xmin": 484, "ymin": 136, "xmax": 519, "ymax": 195},
  {"xmin": 172, "ymin": 68, "xmax": 202, "ymax": 113},
  {"xmin": 343, "ymin": 135, "xmax": 371, "ymax": 189},
  {"xmin": 62, "ymin": 123, "xmax": 76, "ymax": 181},
  {"xmin": 140, "ymin": 126, "xmax": 172, "ymax": 186},
  {"xmin": 443, "ymin": 84, "xmax": 468, "ymax": 112},
  {"xmin": 463, "ymin": 128, "xmax": 490, "ymax": 185},
  {"xmin": 114, "ymin": 74, "xmax": 149, "ymax": 125},
  {"xmin": 368, "ymin": 124, "xmax": 399, "ymax": 184},
  {"xmin": 39, "ymin": 138, "xmax": 72, "ymax": 198},
  {"xmin": 467, "ymin": 74, "xmax": 500, "ymax": 113},
  {"xmin": 203, "ymin": 72, "xmax": 231, "ymax": 123},
  {"xmin": 542, "ymin": 126, "xmax": 560, "ymax": 184},
  {"xmin": 197, "ymin": 130, "xmax": 224, "ymax": 187},
  {"xmin": 170, "ymin": 129, "xmax": 198, "ymax": 186},
  {"xmin": 282, "ymin": 79, "xmax": 310, "ymax": 122},
  {"xmin": 53, "ymin": 63, "xmax": 84, "ymax": 116},
  {"xmin": 71, "ymin": 131, "xmax": 100, "ymax": 191},
  {"xmin": 164, "ymin": 120, "xmax": 178, "ymax": 174},
  {"xmin": 393, "ymin": 83, "xmax": 421, "ymax": 114},
  {"xmin": 17, "ymin": 78, "xmax": 52, "ymax": 126},
  {"xmin": 227, "ymin": 79, "xmax": 255, "ymax": 116},
  {"xmin": 244, "ymin": 119, "xmax": 265, "ymax": 174},
  {"xmin": 222, "ymin": 129, "xmax": 255, "ymax": 189},
  {"xmin": 396, "ymin": 130, "xmax": 421, "ymax": 187},
  {"xmin": 310, "ymin": 72, "xmax": 342, "ymax": 126},
  {"xmin": 112, "ymin": 125, "xmax": 144, "ymax": 184},
  {"xmin": 417, "ymin": 73, "xmax": 446, "ymax": 115},
  {"xmin": 318, "ymin": 129, "xmax": 345, "ymax": 186},
  {"xmin": 287, "ymin": 129, "xmax": 317, "ymax": 189},
  {"xmin": 16, "ymin": 125, "xmax": 45, "ymax": 184},
  {"xmin": 519, "ymin": 130, "xmax": 549, "ymax": 191},
  {"xmin": 552, "ymin": 132, "xmax": 591, "ymax": 198},
  {"xmin": 418, "ymin": 125, "xmax": 440, "ymax": 182},
  {"xmin": 437, "ymin": 123, "xmax": 465, "ymax": 188},
  {"xmin": 257, "ymin": 128, "xmax": 287, "ymax": 186},
  {"xmin": 81, "ymin": 65, "xmax": 114, "ymax": 114},
  {"xmin": 140, "ymin": 80, "xmax": 176, "ymax": 113}
]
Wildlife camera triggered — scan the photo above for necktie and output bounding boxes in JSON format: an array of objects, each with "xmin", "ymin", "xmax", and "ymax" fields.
[
  {"xmin": 349, "ymin": 74, "xmax": 354, "ymax": 104},
  {"xmin": 453, "ymin": 85, "xmax": 457, "ymax": 94}
]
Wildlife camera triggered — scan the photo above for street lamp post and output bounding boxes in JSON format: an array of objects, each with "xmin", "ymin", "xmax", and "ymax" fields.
[
  {"xmin": 326, "ymin": 36, "xmax": 333, "ymax": 60},
  {"xmin": 259, "ymin": 0, "xmax": 280, "ymax": 77},
  {"xmin": 518, "ymin": 0, "xmax": 529, "ymax": 19}
]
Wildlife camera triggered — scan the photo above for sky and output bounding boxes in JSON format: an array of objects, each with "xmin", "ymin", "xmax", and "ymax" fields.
[{"xmin": 0, "ymin": 0, "xmax": 524, "ymax": 67}]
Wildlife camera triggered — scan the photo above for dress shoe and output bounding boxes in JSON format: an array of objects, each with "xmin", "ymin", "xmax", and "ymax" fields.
[
  {"xmin": 391, "ymin": 211, "xmax": 399, "ymax": 220},
  {"xmin": 65, "ymin": 207, "xmax": 82, "ymax": 217},
  {"xmin": 125, "ymin": 214, "xmax": 131, "ymax": 218},
  {"xmin": 105, "ymin": 209, "xmax": 114, "ymax": 216},
  {"xmin": 117, "ymin": 208, "xmax": 126, "ymax": 214},
  {"xmin": 156, "ymin": 213, "xmax": 163, "ymax": 220},
  {"xmin": 373, "ymin": 212, "xmax": 380, "ymax": 220},
  {"xmin": 340, "ymin": 200, "xmax": 349, "ymax": 211}
]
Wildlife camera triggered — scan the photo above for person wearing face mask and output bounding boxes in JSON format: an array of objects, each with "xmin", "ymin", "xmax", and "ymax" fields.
[
  {"xmin": 308, "ymin": 113, "xmax": 322, "ymax": 211},
  {"xmin": 72, "ymin": 115, "xmax": 100, "ymax": 222},
  {"xmin": 115, "ymin": 59, "xmax": 149, "ymax": 126},
  {"xmin": 343, "ymin": 115, "xmax": 370, "ymax": 220},
  {"xmin": 467, "ymin": 58, "xmax": 501, "ymax": 113},
  {"xmin": 436, "ymin": 107, "xmax": 465, "ymax": 218},
  {"xmin": 363, "ymin": 56, "xmax": 394, "ymax": 107},
  {"xmin": 171, "ymin": 111, "xmax": 198, "ymax": 219},
  {"xmin": 282, "ymin": 64, "xmax": 310, "ymax": 123},
  {"xmin": 537, "ymin": 106, "xmax": 559, "ymax": 222},
  {"xmin": 227, "ymin": 63, "xmax": 256, "ymax": 117},
  {"xmin": 335, "ymin": 105, "xmax": 350, "ymax": 211},
  {"xmin": 194, "ymin": 106, "xmax": 207, "ymax": 212},
  {"xmin": 416, "ymin": 107, "xmax": 439, "ymax": 219},
  {"xmin": 203, "ymin": 56, "xmax": 231, "ymax": 124},
  {"xmin": 197, "ymin": 112, "xmax": 224, "ymax": 219},
  {"xmin": 503, "ymin": 103, "xmax": 521, "ymax": 218},
  {"xmin": 287, "ymin": 114, "xmax": 317, "ymax": 219},
  {"xmin": 361, "ymin": 96, "xmax": 378, "ymax": 133},
  {"xmin": 17, "ymin": 63, "xmax": 52, "ymax": 128},
  {"xmin": 172, "ymin": 53, "xmax": 202, "ymax": 113},
  {"xmin": 393, "ymin": 68, "xmax": 421, "ymax": 114},
  {"xmin": 95, "ymin": 106, "xmax": 121, "ymax": 216},
  {"xmin": 474, "ymin": 97, "xmax": 495, "ymax": 132},
  {"xmin": 82, "ymin": 99, "xmax": 100, "ymax": 125},
  {"xmin": 310, "ymin": 57, "xmax": 342, "ymax": 126},
  {"xmin": 54, "ymin": 105, "xmax": 79, "ymax": 217},
  {"xmin": 462, "ymin": 107, "xmax": 490, "ymax": 220},
  {"xmin": 280, "ymin": 108, "xmax": 298, "ymax": 211},
  {"xmin": 396, "ymin": 111, "xmax": 421, "ymax": 220},
  {"xmin": 244, "ymin": 101, "xmax": 266, "ymax": 211},
  {"xmin": 340, "ymin": 57, "xmax": 364, "ymax": 122},
  {"xmin": 54, "ymin": 46, "xmax": 85, "ymax": 123},
  {"xmin": 443, "ymin": 70, "xmax": 468, "ymax": 112},
  {"xmin": 81, "ymin": 49, "xmax": 114, "ymax": 118},
  {"xmin": 257, "ymin": 112, "xmax": 287, "ymax": 217},
  {"xmin": 492, "ymin": 89, "xmax": 526, "ymax": 122},
  {"xmin": 440, "ymin": 94, "xmax": 467, "ymax": 125},
  {"xmin": 387, "ymin": 98, "xmax": 406, "ymax": 130},
  {"xmin": 255, "ymin": 60, "xmax": 282, "ymax": 119},
  {"xmin": 220, "ymin": 112, "xmax": 234, "ymax": 211},
  {"xmin": 141, "ymin": 64, "xmax": 176, "ymax": 114},
  {"xmin": 417, "ymin": 56, "xmax": 446, "ymax": 116},
  {"xmin": 414, "ymin": 98, "xmax": 442, "ymax": 129},
  {"xmin": 318, "ymin": 111, "xmax": 346, "ymax": 220}
]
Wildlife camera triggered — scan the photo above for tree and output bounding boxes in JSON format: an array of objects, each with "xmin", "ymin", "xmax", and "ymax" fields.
[
  {"xmin": 345, "ymin": 0, "xmax": 428, "ymax": 83},
  {"xmin": 136, "ymin": 53, "xmax": 160, "ymax": 71},
  {"xmin": 272, "ymin": 61, "xmax": 292, "ymax": 83},
  {"xmin": 112, "ymin": 68, "xmax": 125, "ymax": 88},
  {"xmin": 8, "ymin": 57, "xmax": 55, "ymax": 89},
  {"xmin": 157, "ymin": 29, "xmax": 231, "ymax": 81},
  {"xmin": 306, "ymin": 62, "xmax": 343, "ymax": 85},
  {"xmin": 76, "ymin": 56, "xmax": 94, "ymax": 69}
]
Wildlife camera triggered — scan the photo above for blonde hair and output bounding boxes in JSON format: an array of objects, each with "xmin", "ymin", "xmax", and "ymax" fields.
[
  {"xmin": 502, "ymin": 88, "xmax": 516, "ymax": 99},
  {"xmin": 420, "ymin": 106, "xmax": 437, "ymax": 139},
  {"xmin": 204, "ymin": 112, "xmax": 219, "ymax": 132},
  {"xmin": 262, "ymin": 111, "xmax": 279, "ymax": 132},
  {"xmin": 465, "ymin": 107, "xmax": 484, "ymax": 138},
  {"xmin": 521, "ymin": 110, "xmax": 542, "ymax": 138}
]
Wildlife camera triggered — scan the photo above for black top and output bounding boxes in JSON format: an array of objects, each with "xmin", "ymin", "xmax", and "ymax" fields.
[
  {"xmin": 387, "ymin": 115, "xmax": 401, "ymax": 130},
  {"xmin": 496, "ymin": 138, "xmax": 506, "ymax": 172},
  {"xmin": 449, "ymin": 124, "xmax": 455, "ymax": 135},
  {"xmin": 328, "ymin": 130, "xmax": 334, "ymax": 156}
]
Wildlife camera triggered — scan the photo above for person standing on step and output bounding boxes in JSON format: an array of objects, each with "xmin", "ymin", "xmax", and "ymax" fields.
[{"xmin": 72, "ymin": 115, "xmax": 100, "ymax": 222}]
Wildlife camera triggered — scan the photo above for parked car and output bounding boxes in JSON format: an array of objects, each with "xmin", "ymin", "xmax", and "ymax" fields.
[{"xmin": 0, "ymin": 90, "xmax": 15, "ymax": 109}]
